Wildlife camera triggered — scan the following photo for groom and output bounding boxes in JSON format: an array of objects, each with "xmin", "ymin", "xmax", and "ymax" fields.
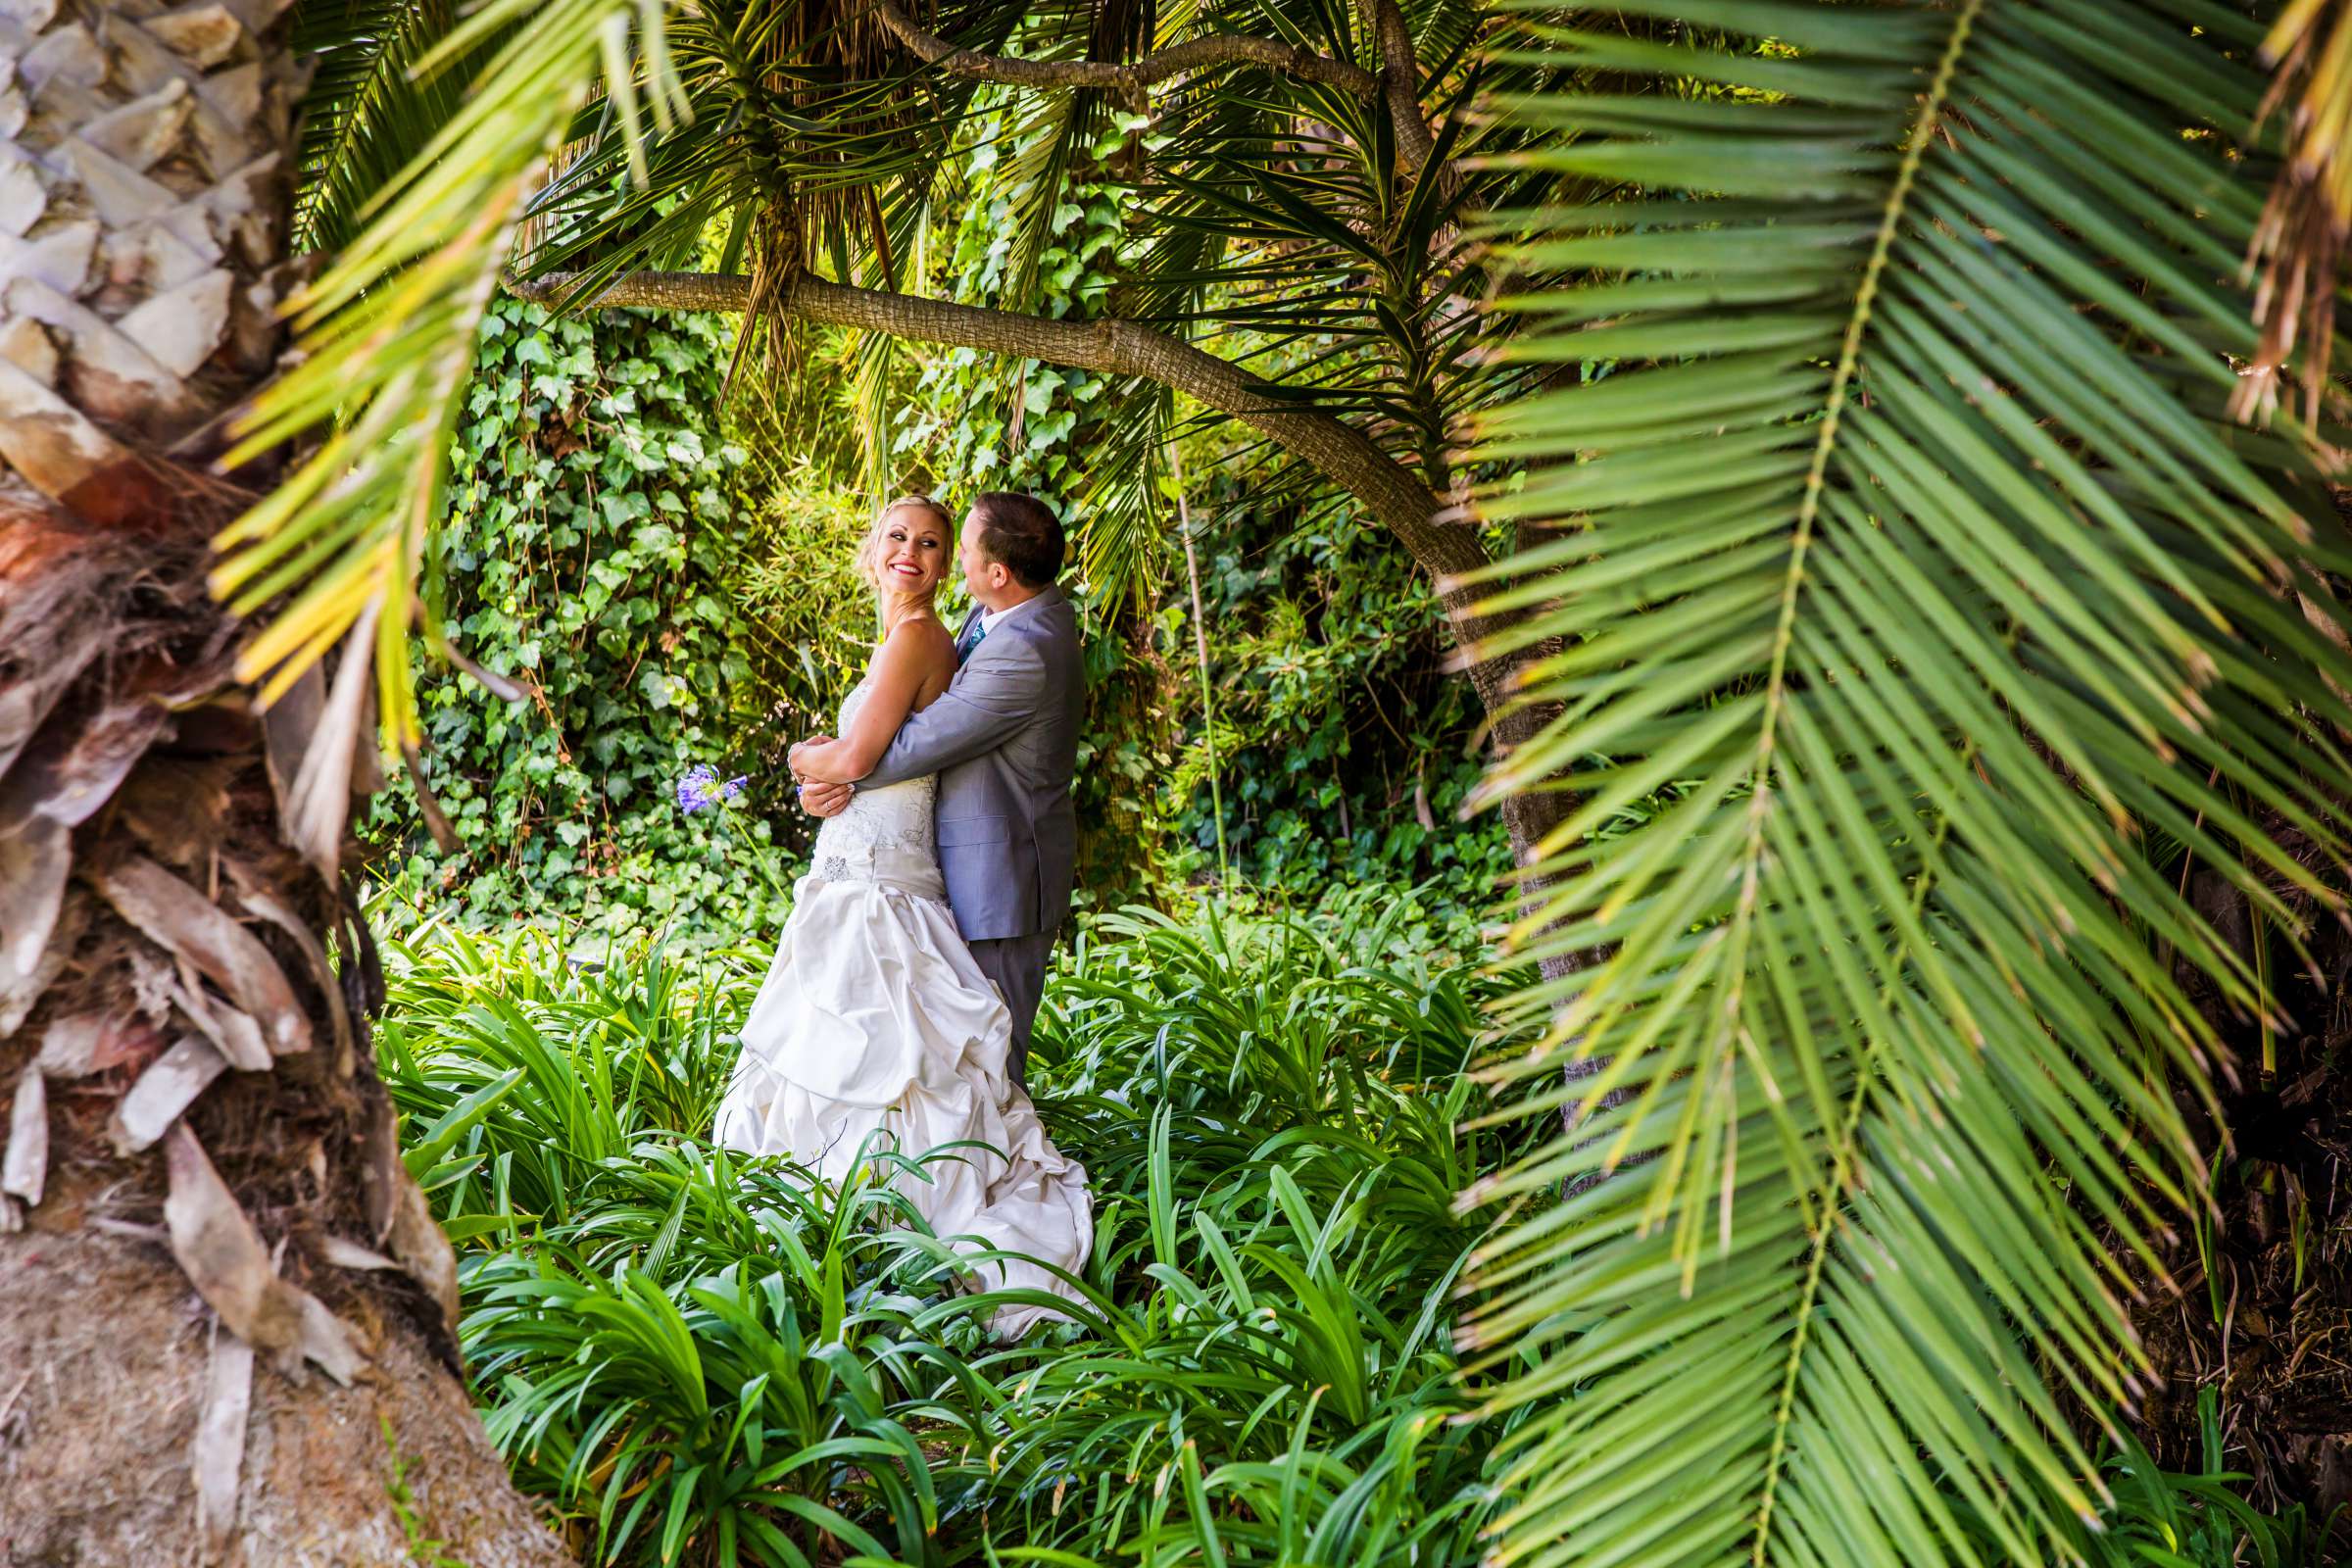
[{"xmin": 791, "ymin": 492, "xmax": 1083, "ymax": 1088}]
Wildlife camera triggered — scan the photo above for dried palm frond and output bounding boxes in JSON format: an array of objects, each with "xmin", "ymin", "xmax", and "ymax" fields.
[{"xmin": 2236, "ymin": 0, "xmax": 2352, "ymax": 446}]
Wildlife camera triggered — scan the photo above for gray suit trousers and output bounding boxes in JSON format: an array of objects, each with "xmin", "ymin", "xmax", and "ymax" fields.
[{"xmin": 968, "ymin": 930, "xmax": 1057, "ymax": 1090}]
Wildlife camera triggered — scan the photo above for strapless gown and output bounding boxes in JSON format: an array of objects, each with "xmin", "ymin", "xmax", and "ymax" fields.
[{"xmin": 711, "ymin": 678, "xmax": 1092, "ymax": 1336}]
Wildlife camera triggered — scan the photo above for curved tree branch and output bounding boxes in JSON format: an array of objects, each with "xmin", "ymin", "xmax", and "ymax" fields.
[
  {"xmin": 507, "ymin": 267, "xmax": 1522, "ymax": 675},
  {"xmin": 869, "ymin": 0, "xmax": 1381, "ymax": 100},
  {"xmin": 508, "ymin": 265, "xmax": 1569, "ymax": 892}
]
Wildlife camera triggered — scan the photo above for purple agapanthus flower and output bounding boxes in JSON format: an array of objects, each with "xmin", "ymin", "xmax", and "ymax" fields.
[{"xmin": 676, "ymin": 763, "xmax": 749, "ymax": 813}]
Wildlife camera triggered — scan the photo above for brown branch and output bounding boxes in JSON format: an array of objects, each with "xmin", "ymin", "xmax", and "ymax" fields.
[
  {"xmin": 506, "ymin": 266, "xmax": 1509, "ymax": 649},
  {"xmin": 1358, "ymin": 0, "xmax": 1438, "ymax": 174},
  {"xmin": 510, "ymin": 270, "xmax": 754, "ymax": 311},
  {"xmin": 870, "ymin": 0, "xmax": 1378, "ymax": 100}
]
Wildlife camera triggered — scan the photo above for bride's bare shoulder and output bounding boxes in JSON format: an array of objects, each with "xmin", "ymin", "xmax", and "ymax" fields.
[{"xmin": 889, "ymin": 614, "xmax": 956, "ymax": 656}]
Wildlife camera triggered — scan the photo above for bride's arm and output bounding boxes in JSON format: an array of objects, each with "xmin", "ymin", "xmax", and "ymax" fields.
[
  {"xmin": 789, "ymin": 626, "xmax": 943, "ymax": 784},
  {"xmin": 856, "ymin": 633, "xmax": 1047, "ymax": 790}
]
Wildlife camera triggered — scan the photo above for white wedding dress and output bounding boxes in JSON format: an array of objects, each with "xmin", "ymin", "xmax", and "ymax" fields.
[{"xmin": 712, "ymin": 678, "xmax": 1092, "ymax": 1337}]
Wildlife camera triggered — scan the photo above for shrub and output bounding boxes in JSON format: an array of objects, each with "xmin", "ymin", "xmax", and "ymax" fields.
[
  {"xmin": 376, "ymin": 894, "xmax": 2321, "ymax": 1568},
  {"xmin": 368, "ymin": 297, "xmax": 795, "ymax": 942},
  {"xmin": 377, "ymin": 893, "xmax": 1527, "ymax": 1566}
]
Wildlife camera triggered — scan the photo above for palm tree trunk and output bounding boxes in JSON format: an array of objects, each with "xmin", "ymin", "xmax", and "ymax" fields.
[{"xmin": 0, "ymin": 5, "xmax": 565, "ymax": 1561}]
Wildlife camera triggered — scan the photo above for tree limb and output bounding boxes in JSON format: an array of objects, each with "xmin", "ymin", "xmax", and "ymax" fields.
[
  {"xmin": 1358, "ymin": 0, "xmax": 1438, "ymax": 174},
  {"xmin": 507, "ymin": 267, "xmax": 1513, "ymax": 648},
  {"xmin": 511, "ymin": 270, "xmax": 753, "ymax": 311},
  {"xmin": 869, "ymin": 0, "xmax": 1381, "ymax": 101}
]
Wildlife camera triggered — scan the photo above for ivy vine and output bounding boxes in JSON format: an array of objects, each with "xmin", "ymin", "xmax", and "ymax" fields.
[{"xmin": 368, "ymin": 297, "xmax": 787, "ymax": 938}]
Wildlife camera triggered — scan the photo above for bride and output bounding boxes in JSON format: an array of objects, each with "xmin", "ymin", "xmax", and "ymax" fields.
[{"xmin": 712, "ymin": 496, "xmax": 1092, "ymax": 1337}]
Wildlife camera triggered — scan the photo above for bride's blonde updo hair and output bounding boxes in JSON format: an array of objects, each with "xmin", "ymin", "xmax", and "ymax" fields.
[{"xmin": 856, "ymin": 494, "xmax": 956, "ymax": 630}]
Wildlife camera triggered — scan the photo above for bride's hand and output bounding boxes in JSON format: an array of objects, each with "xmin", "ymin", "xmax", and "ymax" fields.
[
  {"xmin": 798, "ymin": 779, "xmax": 853, "ymax": 818},
  {"xmin": 788, "ymin": 734, "xmax": 834, "ymax": 781},
  {"xmin": 790, "ymin": 734, "xmax": 863, "ymax": 785}
]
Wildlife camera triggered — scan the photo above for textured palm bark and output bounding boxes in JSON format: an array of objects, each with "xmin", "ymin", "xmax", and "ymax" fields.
[{"xmin": 0, "ymin": 0, "xmax": 567, "ymax": 1560}]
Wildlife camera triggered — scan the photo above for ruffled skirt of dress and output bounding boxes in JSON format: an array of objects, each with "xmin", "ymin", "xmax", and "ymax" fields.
[{"xmin": 712, "ymin": 866, "xmax": 1092, "ymax": 1339}]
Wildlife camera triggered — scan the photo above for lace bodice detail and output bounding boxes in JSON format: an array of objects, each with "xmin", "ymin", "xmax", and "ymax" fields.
[{"xmin": 812, "ymin": 678, "xmax": 939, "ymax": 887}]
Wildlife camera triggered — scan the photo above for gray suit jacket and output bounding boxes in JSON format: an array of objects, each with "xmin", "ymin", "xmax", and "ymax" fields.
[{"xmin": 859, "ymin": 586, "xmax": 1083, "ymax": 942}]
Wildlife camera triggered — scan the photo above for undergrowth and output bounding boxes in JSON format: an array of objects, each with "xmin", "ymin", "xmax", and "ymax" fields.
[{"xmin": 375, "ymin": 892, "xmax": 2322, "ymax": 1567}]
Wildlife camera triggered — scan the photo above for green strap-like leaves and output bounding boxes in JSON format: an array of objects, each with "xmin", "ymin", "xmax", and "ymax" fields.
[
  {"xmin": 290, "ymin": 0, "xmax": 482, "ymax": 255},
  {"xmin": 214, "ymin": 0, "xmax": 685, "ymax": 732},
  {"xmin": 1466, "ymin": 5, "xmax": 2352, "ymax": 1568}
]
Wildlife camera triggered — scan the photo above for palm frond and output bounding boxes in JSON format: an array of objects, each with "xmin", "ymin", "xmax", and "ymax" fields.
[
  {"xmin": 1073, "ymin": 377, "xmax": 1176, "ymax": 614},
  {"xmin": 993, "ymin": 0, "xmax": 1157, "ymax": 316},
  {"xmin": 505, "ymin": 0, "xmax": 1015, "ymax": 325},
  {"xmin": 213, "ymin": 0, "xmax": 684, "ymax": 730},
  {"xmin": 1463, "ymin": 8, "xmax": 2352, "ymax": 1568},
  {"xmin": 2237, "ymin": 0, "xmax": 2352, "ymax": 437},
  {"xmin": 291, "ymin": 0, "xmax": 487, "ymax": 254},
  {"xmin": 852, "ymin": 325, "xmax": 903, "ymax": 501},
  {"xmin": 1000, "ymin": 89, "xmax": 1097, "ymax": 318}
]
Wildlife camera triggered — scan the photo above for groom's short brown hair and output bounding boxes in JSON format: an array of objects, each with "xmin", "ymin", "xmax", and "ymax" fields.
[{"xmin": 971, "ymin": 492, "xmax": 1064, "ymax": 588}]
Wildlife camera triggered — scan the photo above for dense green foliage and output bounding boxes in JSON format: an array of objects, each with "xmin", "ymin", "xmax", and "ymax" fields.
[
  {"xmin": 375, "ymin": 896, "xmax": 2325, "ymax": 1568},
  {"xmin": 376, "ymin": 894, "xmax": 1537, "ymax": 1565},
  {"xmin": 1175, "ymin": 491, "xmax": 1504, "ymax": 894},
  {"xmin": 374, "ymin": 298, "xmax": 790, "ymax": 937}
]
